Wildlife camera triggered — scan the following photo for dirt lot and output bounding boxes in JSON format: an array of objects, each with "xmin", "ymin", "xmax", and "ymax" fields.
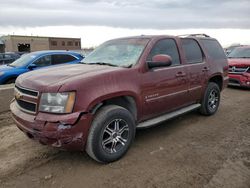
[{"xmin": 0, "ymin": 87, "xmax": 249, "ymax": 188}]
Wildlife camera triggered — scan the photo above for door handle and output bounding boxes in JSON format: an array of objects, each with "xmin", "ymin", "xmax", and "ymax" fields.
[
  {"xmin": 202, "ymin": 67, "xmax": 210, "ymax": 72},
  {"xmin": 176, "ymin": 72, "xmax": 186, "ymax": 77}
]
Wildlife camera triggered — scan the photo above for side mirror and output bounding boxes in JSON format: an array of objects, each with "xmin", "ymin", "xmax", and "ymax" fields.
[
  {"xmin": 28, "ymin": 64, "xmax": 37, "ymax": 70},
  {"xmin": 147, "ymin": 54, "xmax": 172, "ymax": 69}
]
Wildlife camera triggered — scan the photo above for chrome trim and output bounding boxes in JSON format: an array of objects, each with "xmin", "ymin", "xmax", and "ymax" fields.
[
  {"xmin": 228, "ymin": 66, "xmax": 249, "ymax": 74},
  {"xmin": 14, "ymin": 85, "xmax": 39, "ymax": 114},
  {"xmin": 16, "ymin": 97, "xmax": 37, "ymax": 105},
  {"xmin": 189, "ymin": 86, "xmax": 202, "ymax": 91},
  {"xmin": 15, "ymin": 85, "xmax": 39, "ymax": 97},
  {"xmin": 146, "ymin": 90, "xmax": 187, "ymax": 102},
  {"xmin": 14, "ymin": 88, "xmax": 38, "ymax": 99}
]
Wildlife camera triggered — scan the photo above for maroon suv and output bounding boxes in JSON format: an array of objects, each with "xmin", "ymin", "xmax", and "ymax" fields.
[{"xmin": 11, "ymin": 34, "xmax": 228, "ymax": 163}]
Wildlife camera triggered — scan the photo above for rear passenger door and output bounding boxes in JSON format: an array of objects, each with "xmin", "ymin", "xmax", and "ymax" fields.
[
  {"xmin": 142, "ymin": 38, "xmax": 189, "ymax": 120},
  {"xmin": 51, "ymin": 54, "xmax": 77, "ymax": 65},
  {"xmin": 181, "ymin": 38, "xmax": 208, "ymax": 103}
]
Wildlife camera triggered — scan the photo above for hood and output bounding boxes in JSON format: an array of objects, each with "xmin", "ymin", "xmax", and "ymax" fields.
[
  {"xmin": 0, "ymin": 65, "xmax": 15, "ymax": 72},
  {"xmin": 228, "ymin": 58, "xmax": 250, "ymax": 67},
  {"xmin": 16, "ymin": 64, "xmax": 123, "ymax": 92}
]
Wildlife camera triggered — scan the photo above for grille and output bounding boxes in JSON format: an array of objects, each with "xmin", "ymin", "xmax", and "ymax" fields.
[
  {"xmin": 16, "ymin": 99, "xmax": 36, "ymax": 112},
  {"xmin": 15, "ymin": 85, "xmax": 38, "ymax": 97},
  {"xmin": 15, "ymin": 85, "xmax": 39, "ymax": 114},
  {"xmin": 229, "ymin": 66, "xmax": 249, "ymax": 74}
]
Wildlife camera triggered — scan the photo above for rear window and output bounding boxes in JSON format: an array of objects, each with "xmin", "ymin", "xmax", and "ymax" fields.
[
  {"xmin": 181, "ymin": 39, "xmax": 203, "ymax": 64},
  {"xmin": 200, "ymin": 39, "xmax": 226, "ymax": 60}
]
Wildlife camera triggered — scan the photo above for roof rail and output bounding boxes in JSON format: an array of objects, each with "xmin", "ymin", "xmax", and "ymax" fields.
[{"xmin": 178, "ymin": 34, "xmax": 211, "ymax": 38}]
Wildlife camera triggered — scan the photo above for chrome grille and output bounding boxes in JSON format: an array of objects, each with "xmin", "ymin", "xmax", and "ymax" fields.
[
  {"xmin": 229, "ymin": 66, "xmax": 249, "ymax": 74},
  {"xmin": 14, "ymin": 85, "xmax": 39, "ymax": 114}
]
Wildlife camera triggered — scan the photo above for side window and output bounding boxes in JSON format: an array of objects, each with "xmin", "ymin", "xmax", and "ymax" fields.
[
  {"xmin": 147, "ymin": 39, "xmax": 180, "ymax": 66},
  {"xmin": 52, "ymin": 54, "xmax": 77, "ymax": 65},
  {"xmin": 181, "ymin": 39, "xmax": 203, "ymax": 64},
  {"xmin": 200, "ymin": 39, "xmax": 226, "ymax": 60},
  {"xmin": 33, "ymin": 55, "xmax": 51, "ymax": 67}
]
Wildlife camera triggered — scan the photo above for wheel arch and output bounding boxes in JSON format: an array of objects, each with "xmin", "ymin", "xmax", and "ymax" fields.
[
  {"xmin": 89, "ymin": 95, "xmax": 138, "ymax": 122},
  {"xmin": 208, "ymin": 74, "xmax": 223, "ymax": 90}
]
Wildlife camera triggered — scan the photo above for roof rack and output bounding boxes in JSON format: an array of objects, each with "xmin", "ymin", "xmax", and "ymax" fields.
[{"xmin": 178, "ymin": 34, "xmax": 210, "ymax": 38}]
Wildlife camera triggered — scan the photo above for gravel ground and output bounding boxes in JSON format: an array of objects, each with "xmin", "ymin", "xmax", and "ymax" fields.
[{"xmin": 0, "ymin": 87, "xmax": 249, "ymax": 188}]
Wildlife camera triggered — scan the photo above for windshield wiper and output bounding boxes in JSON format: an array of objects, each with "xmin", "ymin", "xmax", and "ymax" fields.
[
  {"xmin": 7, "ymin": 64, "xmax": 15, "ymax": 67},
  {"xmin": 82, "ymin": 62, "xmax": 119, "ymax": 67},
  {"xmin": 81, "ymin": 62, "xmax": 132, "ymax": 68}
]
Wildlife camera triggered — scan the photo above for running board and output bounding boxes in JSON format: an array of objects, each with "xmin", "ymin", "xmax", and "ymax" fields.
[{"xmin": 137, "ymin": 104, "xmax": 201, "ymax": 129}]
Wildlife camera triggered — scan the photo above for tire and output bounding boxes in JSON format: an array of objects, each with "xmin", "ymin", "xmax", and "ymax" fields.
[
  {"xmin": 86, "ymin": 105, "xmax": 136, "ymax": 163},
  {"xmin": 200, "ymin": 82, "xmax": 220, "ymax": 116},
  {"xmin": 5, "ymin": 78, "xmax": 16, "ymax": 84}
]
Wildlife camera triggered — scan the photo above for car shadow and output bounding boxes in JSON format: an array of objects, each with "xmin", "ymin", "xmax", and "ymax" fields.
[
  {"xmin": 51, "ymin": 110, "xmax": 201, "ymax": 165},
  {"xmin": 227, "ymin": 85, "xmax": 250, "ymax": 91}
]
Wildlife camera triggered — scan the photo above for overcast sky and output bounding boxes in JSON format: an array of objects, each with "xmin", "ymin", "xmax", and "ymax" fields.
[{"xmin": 1, "ymin": 0, "xmax": 250, "ymax": 47}]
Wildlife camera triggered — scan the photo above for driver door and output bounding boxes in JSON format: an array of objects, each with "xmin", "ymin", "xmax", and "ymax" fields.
[{"xmin": 141, "ymin": 38, "xmax": 189, "ymax": 120}]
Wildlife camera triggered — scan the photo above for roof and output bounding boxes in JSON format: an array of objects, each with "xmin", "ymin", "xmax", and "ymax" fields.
[{"xmin": 29, "ymin": 50, "xmax": 83, "ymax": 56}]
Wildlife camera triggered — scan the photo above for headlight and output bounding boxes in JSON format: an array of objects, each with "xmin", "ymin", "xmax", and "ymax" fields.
[
  {"xmin": 0, "ymin": 72, "xmax": 4, "ymax": 76},
  {"xmin": 39, "ymin": 92, "xmax": 75, "ymax": 113}
]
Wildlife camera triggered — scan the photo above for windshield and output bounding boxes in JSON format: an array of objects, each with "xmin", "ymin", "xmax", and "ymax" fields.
[
  {"xmin": 228, "ymin": 47, "xmax": 250, "ymax": 58},
  {"xmin": 81, "ymin": 38, "xmax": 149, "ymax": 67},
  {"xmin": 9, "ymin": 53, "xmax": 37, "ymax": 67}
]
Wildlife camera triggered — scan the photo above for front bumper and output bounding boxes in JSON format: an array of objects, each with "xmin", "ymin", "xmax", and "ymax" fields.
[
  {"xmin": 228, "ymin": 73, "xmax": 250, "ymax": 88},
  {"xmin": 10, "ymin": 101, "xmax": 93, "ymax": 151}
]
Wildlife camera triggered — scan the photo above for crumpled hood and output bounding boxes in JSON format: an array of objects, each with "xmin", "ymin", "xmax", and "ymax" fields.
[
  {"xmin": 228, "ymin": 58, "xmax": 250, "ymax": 67},
  {"xmin": 16, "ymin": 64, "xmax": 122, "ymax": 92}
]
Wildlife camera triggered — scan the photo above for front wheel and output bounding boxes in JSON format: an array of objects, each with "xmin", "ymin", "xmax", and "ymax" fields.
[
  {"xmin": 200, "ymin": 82, "xmax": 220, "ymax": 116},
  {"xmin": 86, "ymin": 105, "xmax": 136, "ymax": 163}
]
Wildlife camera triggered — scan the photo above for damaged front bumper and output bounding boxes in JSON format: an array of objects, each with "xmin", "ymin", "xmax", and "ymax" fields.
[
  {"xmin": 228, "ymin": 73, "xmax": 250, "ymax": 88},
  {"xmin": 10, "ymin": 101, "xmax": 93, "ymax": 151}
]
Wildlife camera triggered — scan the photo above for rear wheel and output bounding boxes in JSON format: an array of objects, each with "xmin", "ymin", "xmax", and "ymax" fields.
[
  {"xmin": 200, "ymin": 82, "xmax": 220, "ymax": 115},
  {"xmin": 86, "ymin": 105, "xmax": 136, "ymax": 163}
]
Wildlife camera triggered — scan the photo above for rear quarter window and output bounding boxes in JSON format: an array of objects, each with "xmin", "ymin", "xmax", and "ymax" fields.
[{"xmin": 200, "ymin": 39, "xmax": 226, "ymax": 60}]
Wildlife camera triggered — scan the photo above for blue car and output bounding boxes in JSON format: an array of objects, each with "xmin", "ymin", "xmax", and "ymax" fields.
[{"xmin": 0, "ymin": 50, "xmax": 84, "ymax": 84}]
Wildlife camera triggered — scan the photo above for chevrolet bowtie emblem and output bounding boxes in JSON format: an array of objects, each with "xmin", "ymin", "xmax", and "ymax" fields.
[{"xmin": 15, "ymin": 91, "xmax": 22, "ymax": 100}]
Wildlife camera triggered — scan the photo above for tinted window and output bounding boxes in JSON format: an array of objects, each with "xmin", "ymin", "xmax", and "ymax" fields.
[
  {"xmin": 181, "ymin": 39, "xmax": 203, "ymax": 64},
  {"xmin": 201, "ymin": 39, "xmax": 226, "ymax": 60},
  {"xmin": 33, "ymin": 55, "xmax": 52, "ymax": 67},
  {"xmin": 52, "ymin": 54, "xmax": 77, "ymax": 65},
  {"xmin": 147, "ymin": 39, "xmax": 180, "ymax": 66}
]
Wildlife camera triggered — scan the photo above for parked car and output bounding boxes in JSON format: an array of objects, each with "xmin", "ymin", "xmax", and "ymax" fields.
[
  {"xmin": 0, "ymin": 52, "xmax": 20, "ymax": 65},
  {"xmin": 11, "ymin": 34, "xmax": 228, "ymax": 163},
  {"xmin": 225, "ymin": 44, "xmax": 246, "ymax": 55},
  {"xmin": 228, "ymin": 46, "xmax": 250, "ymax": 88},
  {"xmin": 0, "ymin": 50, "xmax": 84, "ymax": 84}
]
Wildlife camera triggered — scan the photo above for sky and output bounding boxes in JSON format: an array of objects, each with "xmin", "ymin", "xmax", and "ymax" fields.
[{"xmin": 0, "ymin": 0, "xmax": 250, "ymax": 47}]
